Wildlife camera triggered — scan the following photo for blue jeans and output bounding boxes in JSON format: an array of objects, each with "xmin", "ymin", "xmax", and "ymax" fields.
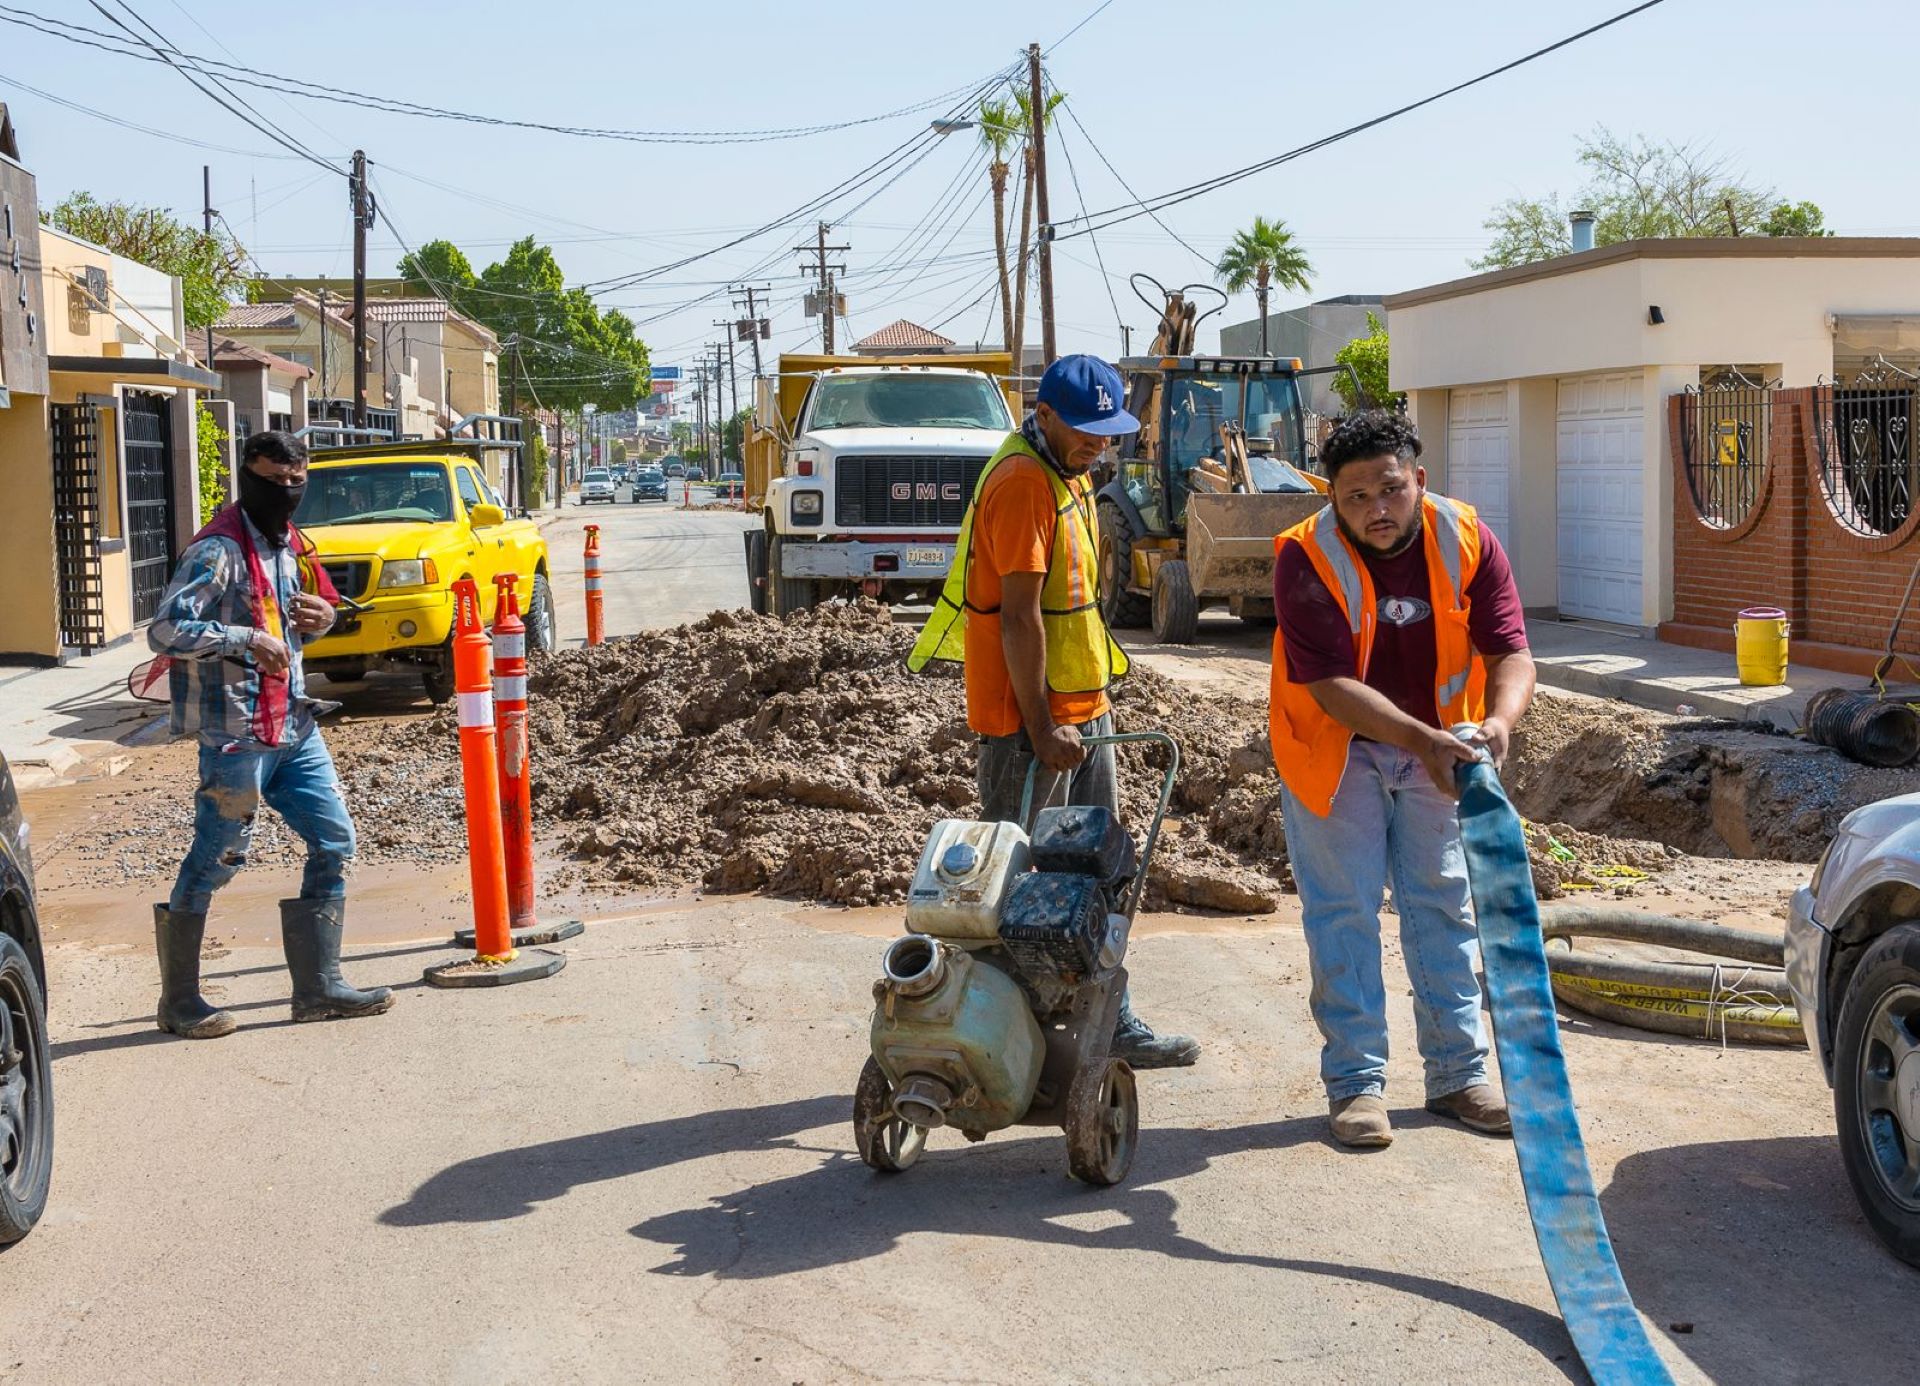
[
  {"xmin": 1280, "ymin": 741, "xmax": 1489, "ymax": 1102},
  {"xmin": 169, "ymin": 727, "xmax": 356, "ymax": 915}
]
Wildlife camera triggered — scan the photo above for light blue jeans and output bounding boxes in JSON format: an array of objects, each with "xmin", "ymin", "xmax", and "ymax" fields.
[
  {"xmin": 1280, "ymin": 740, "xmax": 1489, "ymax": 1102},
  {"xmin": 169, "ymin": 726, "xmax": 356, "ymax": 915}
]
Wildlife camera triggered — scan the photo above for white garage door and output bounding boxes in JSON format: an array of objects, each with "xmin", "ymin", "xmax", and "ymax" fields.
[
  {"xmin": 1447, "ymin": 387, "xmax": 1510, "ymax": 541},
  {"xmin": 1556, "ymin": 372, "xmax": 1644, "ymax": 625}
]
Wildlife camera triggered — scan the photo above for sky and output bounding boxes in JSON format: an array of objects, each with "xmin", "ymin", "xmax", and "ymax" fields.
[{"xmin": 5, "ymin": 0, "xmax": 1918, "ymax": 396}]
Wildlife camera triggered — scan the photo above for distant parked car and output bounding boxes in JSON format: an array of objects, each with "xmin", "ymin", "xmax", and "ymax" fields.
[
  {"xmin": 685, "ymin": 466, "xmax": 707, "ymax": 484},
  {"xmin": 715, "ymin": 470, "xmax": 745, "ymax": 499},
  {"xmin": 0, "ymin": 747, "xmax": 52, "ymax": 1245},
  {"xmin": 632, "ymin": 467, "xmax": 668, "ymax": 502},
  {"xmin": 1787, "ymin": 790, "xmax": 1920, "ymax": 1266},
  {"xmin": 580, "ymin": 468, "xmax": 616, "ymax": 504},
  {"xmin": 663, "ymin": 458, "xmax": 686, "ymax": 478}
]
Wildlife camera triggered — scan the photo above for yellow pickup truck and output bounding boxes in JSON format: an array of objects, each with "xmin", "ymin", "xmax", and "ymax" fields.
[{"xmin": 294, "ymin": 441, "xmax": 556, "ymax": 703}]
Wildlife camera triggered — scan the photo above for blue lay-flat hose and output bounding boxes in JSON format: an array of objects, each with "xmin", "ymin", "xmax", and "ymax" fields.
[{"xmin": 1455, "ymin": 756, "xmax": 1676, "ymax": 1386}]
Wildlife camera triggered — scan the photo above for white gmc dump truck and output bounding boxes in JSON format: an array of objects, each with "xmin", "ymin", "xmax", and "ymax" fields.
[{"xmin": 742, "ymin": 352, "xmax": 1022, "ymax": 617}]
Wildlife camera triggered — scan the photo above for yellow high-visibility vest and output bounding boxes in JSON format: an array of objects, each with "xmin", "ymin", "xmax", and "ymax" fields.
[{"xmin": 907, "ymin": 431, "xmax": 1129, "ymax": 695}]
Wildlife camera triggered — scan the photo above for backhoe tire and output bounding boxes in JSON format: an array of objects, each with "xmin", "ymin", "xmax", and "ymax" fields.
[
  {"xmin": 1097, "ymin": 500, "xmax": 1151, "ymax": 630},
  {"xmin": 769, "ymin": 534, "xmax": 817, "ymax": 619},
  {"xmin": 1151, "ymin": 559, "xmax": 1199, "ymax": 644}
]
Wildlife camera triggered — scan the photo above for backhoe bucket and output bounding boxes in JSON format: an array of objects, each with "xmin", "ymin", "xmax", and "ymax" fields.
[{"xmin": 1184, "ymin": 492, "xmax": 1324, "ymax": 597}]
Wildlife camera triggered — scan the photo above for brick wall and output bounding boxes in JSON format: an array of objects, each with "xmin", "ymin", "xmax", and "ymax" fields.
[{"xmin": 1663, "ymin": 386, "xmax": 1920, "ymax": 675}]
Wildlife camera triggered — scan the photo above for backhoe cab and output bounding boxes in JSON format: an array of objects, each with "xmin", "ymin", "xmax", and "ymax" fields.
[{"xmin": 1095, "ymin": 275, "xmax": 1342, "ymax": 644}]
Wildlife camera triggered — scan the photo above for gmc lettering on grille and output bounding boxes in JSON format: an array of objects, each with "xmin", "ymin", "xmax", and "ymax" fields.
[{"xmin": 837, "ymin": 455, "xmax": 990, "ymax": 528}]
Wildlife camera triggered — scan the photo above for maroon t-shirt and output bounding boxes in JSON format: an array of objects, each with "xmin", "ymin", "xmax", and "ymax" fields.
[{"xmin": 1276, "ymin": 517, "xmax": 1528, "ymax": 729}]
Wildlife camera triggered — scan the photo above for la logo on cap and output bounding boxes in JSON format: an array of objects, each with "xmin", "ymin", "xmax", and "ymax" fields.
[{"xmin": 1095, "ymin": 384, "xmax": 1112, "ymax": 412}]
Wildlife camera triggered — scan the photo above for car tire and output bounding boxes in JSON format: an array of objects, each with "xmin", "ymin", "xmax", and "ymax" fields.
[
  {"xmin": 0, "ymin": 930, "xmax": 53, "ymax": 1245},
  {"xmin": 1097, "ymin": 499, "xmax": 1152, "ymax": 630},
  {"xmin": 769, "ymin": 534, "xmax": 817, "ymax": 619},
  {"xmin": 1833, "ymin": 920, "xmax": 1920, "ymax": 1268},
  {"xmin": 421, "ymin": 641, "xmax": 456, "ymax": 705},
  {"xmin": 526, "ymin": 573, "xmax": 558, "ymax": 654},
  {"xmin": 1151, "ymin": 558, "xmax": 1199, "ymax": 644}
]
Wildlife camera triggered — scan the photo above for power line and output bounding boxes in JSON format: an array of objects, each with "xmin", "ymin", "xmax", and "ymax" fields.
[
  {"xmin": 1057, "ymin": 95, "xmax": 1210, "ymax": 270},
  {"xmin": 1054, "ymin": 0, "xmax": 1669, "ymax": 239},
  {"xmin": 1046, "ymin": 0, "xmax": 1117, "ymax": 53},
  {"xmin": 1051, "ymin": 101, "xmax": 1124, "ymax": 344},
  {"xmin": 0, "ymin": 5, "xmax": 1015, "ymax": 146},
  {"xmin": 0, "ymin": 70, "xmax": 307, "ymax": 158}
]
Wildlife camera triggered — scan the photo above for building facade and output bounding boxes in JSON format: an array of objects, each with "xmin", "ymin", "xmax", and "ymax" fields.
[{"xmin": 1219, "ymin": 294, "xmax": 1385, "ymax": 416}]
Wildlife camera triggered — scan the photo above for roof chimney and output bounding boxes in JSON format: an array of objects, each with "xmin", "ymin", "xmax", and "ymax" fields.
[{"xmin": 1569, "ymin": 209, "xmax": 1596, "ymax": 254}]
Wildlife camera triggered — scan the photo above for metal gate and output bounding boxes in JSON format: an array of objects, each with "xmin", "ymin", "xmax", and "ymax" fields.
[
  {"xmin": 123, "ymin": 390, "xmax": 177, "ymax": 624},
  {"xmin": 50, "ymin": 402, "xmax": 106, "ymax": 652}
]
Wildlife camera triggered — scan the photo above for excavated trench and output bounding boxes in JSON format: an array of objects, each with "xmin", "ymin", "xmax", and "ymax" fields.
[{"xmin": 59, "ymin": 603, "xmax": 1918, "ymax": 909}]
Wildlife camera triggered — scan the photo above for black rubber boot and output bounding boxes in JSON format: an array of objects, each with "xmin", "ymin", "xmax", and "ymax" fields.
[
  {"xmin": 1111, "ymin": 994, "xmax": 1200, "ymax": 1070},
  {"xmin": 280, "ymin": 898, "xmax": 394, "ymax": 1022},
  {"xmin": 153, "ymin": 903, "xmax": 237, "ymax": 1039}
]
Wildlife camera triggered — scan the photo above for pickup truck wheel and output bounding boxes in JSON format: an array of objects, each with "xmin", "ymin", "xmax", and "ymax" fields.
[
  {"xmin": 421, "ymin": 643, "xmax": 456, "ymax": 705},
  {"xmin": 1151, "ymin": 559, "xmax": 1199, "ymax": 644},
  {"xmin": 1834, "ymin": 921, "xmax": 1920, "ymax": 1268},
  {"xmin": 525, "ymin": 574, "xmax": 558, "ymax": 654},
  {"xmin": 0, "ymin": 931, "xmax": 53, "ymax": 1245},
  {"xmin": 1097, "ymin": 500, "xmax": 1152, "ymax": 629},
  {"xmin": 769, "ymin": 535, "xmax": 817, "ymax": 619}
]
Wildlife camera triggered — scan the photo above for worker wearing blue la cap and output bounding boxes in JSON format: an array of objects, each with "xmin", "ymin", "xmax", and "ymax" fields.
[{"xmin": 911, "ymin": 353, "xmax": 1200, "ymax": 1068}]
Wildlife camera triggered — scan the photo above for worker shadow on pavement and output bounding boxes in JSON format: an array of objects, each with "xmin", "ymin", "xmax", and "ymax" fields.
[
  {"xmin": 619, "ymin": 1109, "xmax": 1583, "ymax": 1381},
  {"xmin": 1600, "ymin": 1133, "xmax": 1920, "ymax": 1383}
]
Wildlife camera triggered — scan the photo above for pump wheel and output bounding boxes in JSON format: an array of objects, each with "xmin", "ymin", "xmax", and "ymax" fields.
[
  {"xmin": 1097, "ymin": 500, "xmax": 1152, "ymax": 629},
  {"xmin": 1065, "ymin": 1058, "xmax": 1138, "ymax": 1186},
  {"xmin": 853, "ymin": 1057, "xmax": 928, "ymax": 1173},
  {"xmin": 1151, "ymin": 559, "xmax": 1199, "ymax": 644}
]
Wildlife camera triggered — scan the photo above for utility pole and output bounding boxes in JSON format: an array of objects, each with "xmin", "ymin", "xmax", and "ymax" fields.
[
  {"xmin": 201, "ymin": 166, "xmax": 216, "ymax": 374},
  {"xmin": 1027, "ymin": 44, "xmax": 1057, "ymax": 366},
  {"xmin": 712, "ymin": 323, "xmax": 740, "ymax": 463},
  {"xmin": 349, "ymin": 150, "xmax": 374, "ymax": 428},
  {"xmin": 796, "ymin": 222, "xmax": 847, "ymax": 355},
  {"xmin": 730, "ymin": 283, "xmax": 771, "ymax": 377}
]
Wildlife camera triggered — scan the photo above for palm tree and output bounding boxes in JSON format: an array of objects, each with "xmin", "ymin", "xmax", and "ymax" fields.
[
  {"xmin": 1008, "ymin": 85, "xmax": 1064, "ymax": 372},
  {"xmin": 1215, "ymin": 216, "xmax": 1313, "ymax": 357},
  {"xmin": 978, "ymin": 96, "xmax": 1021, "ymax": 356}
]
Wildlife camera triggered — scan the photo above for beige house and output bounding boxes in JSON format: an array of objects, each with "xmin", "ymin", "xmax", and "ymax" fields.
[
  {"xmin": 1386, "ymin": 237, "xmax": 1920, "ymax": 629},
  {"xmin": 210, "ymin": 335, "xmax": 311, "ymax": 438},
  {"xmin": 0, "ymin": 104, "xmax": 56, "ymax": 661},
  {"xmin": 212, "ymin": 292, "xmax": 360, "ymax": 409}
]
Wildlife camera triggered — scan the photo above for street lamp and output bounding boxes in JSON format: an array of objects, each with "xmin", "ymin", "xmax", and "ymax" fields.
[{"xmin": 930, "ymin": 118, "xmax": 976, "ymax": 137}]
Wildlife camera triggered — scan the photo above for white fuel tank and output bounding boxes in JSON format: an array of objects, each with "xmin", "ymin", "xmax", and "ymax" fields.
[{"xmin": 904, "ymin": 819, "xmax": 1031, "ymax": 941}]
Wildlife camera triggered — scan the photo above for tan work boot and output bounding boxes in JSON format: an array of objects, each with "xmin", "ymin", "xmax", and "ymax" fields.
[
  {"xmin": 1328, "ymin": 1094, "xmax": 1393, "ymax": 1149},
  {"xmin": 1425, "ymin": 1083, "xmax": 1513, "ymax": 1136}
]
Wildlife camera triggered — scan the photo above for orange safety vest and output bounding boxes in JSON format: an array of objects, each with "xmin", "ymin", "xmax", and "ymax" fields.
[{"xmin": 1268, "ymin": 493, "xmax": 1487, "ymax": 817}]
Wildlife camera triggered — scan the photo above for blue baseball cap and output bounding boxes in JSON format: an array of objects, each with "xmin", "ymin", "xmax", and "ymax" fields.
[{"xmin": 1036, "ymin": 354, "xmax": 1138, "ymax": 436}]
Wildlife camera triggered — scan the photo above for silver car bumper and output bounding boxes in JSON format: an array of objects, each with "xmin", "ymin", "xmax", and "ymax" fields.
[
  {"xmin": 777, "ymin": 539, "xmax": 955, "ymax": 581},
  {"xmin": 1785, "ymin": 885, "xmax": 1832, "ymax": 1075}
]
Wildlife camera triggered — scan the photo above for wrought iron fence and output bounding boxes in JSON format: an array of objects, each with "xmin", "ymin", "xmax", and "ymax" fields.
[
  {"xmin": 1679, "ymin": 373, "xmax": 1774, "ymax": 529},
  {"xmin": 1813, "ymin": 360, "xmax": 1919, "ymax": 538}
]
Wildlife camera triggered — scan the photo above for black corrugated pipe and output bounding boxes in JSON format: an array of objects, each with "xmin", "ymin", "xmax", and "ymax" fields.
[{"xmin": 1804, "ymin": 687, "xmax": 1920, "ymax": 767}]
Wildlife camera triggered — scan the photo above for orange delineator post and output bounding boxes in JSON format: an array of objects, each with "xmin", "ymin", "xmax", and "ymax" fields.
[
  {"xmin": 583, "ymin": 524, "xmax": 605, "ymax": 646},
  {"xmin": 451, "ymin": 577, "xmax": 515, "ymax": 962},
  {"xmin": 491, "ymin": 572, "xmax": 537, "ymax": 933}
]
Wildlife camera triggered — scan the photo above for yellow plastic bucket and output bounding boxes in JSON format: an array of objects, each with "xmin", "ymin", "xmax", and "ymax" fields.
[{"xmin": 1735, "ymin": 606, "xmax": 1790, "ymax": 687}]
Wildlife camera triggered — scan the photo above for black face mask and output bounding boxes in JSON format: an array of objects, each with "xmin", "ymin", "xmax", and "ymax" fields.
[{"xmin": 238, "ymin": 467, "xmax": 306, "ymax": 545}]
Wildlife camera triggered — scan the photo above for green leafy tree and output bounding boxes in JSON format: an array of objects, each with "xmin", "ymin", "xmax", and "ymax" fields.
[
  {"xmin": 1331, "ymin": 313, "xmax": 1398, "ymax": 414},
  {"xmin": 722, "ymin": 407, "xmax": 751, "ymax": 464},
  {"xmin": 682, "ymin": 442, "xmax": 709, "ymax": 468},
  {"xmin": 45, "ymin": 192, "xmax": 247, "ymax": 331},
  {"xmin": 522, "ymin": 415, "xmax": 549, "ymax": 506},
  {"xmin": 610, "ymin": 438, "xmax": 629, "ymax": 468},
  {"xmin": 397, "ymin": 239, "xmax": 477, "ymax": 308},
  {"xmin": 1473, "ymin": 129, "xmax": 1822, "ymax": 268},
  {"xmin": 670, "ymin": 421, "xmax": 694, "ymax": 451},
  {"xmin": 1215, "ymin": 215, "xmax": 1313, "ymax": 356},
  {"xmin": 195, "ymin": 403, "xmax": 230, "ymax": 523},
  {"xmin": 1760, "ymin": 200, "xmax": 1832, "ymax": 237}
]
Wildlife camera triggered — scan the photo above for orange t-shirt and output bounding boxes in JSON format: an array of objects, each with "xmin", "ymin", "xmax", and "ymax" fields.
[{"xmin": 962, "ymin": 451, "xmax": 1110, "ymax": 737}]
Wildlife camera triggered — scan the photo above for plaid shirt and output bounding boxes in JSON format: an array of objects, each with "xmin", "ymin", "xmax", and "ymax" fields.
[{"xmin": 148, "ymin": 514, "xmax": 323, "ymax": 747}]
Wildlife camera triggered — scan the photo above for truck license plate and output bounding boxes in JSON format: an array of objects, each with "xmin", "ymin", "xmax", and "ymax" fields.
[{"xmin": 906, "ymin": 546, "xmax": 949, "ymax": 567}]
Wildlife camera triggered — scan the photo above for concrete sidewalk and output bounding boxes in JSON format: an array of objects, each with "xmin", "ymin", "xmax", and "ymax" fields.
[
  {"xmin": 0, "ymin": 640, "xmax": 165, "ymax": 789},
  {"xmin": 1524, "ymin": 619, "xmax": 1887, "ymax": 732}
]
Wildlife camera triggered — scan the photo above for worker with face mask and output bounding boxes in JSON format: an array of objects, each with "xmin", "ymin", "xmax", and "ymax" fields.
[
  {"xmin": 1269, "ymin": 410, "xmax": 1536, "ymax": 1147},
  {"xmin": 146, "ymin": 430, "xmax": 392, "ymax": 1039},
  {"xmin": 912, "ymin": 354, "xmax": 1199, "ymax": 1069}
]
